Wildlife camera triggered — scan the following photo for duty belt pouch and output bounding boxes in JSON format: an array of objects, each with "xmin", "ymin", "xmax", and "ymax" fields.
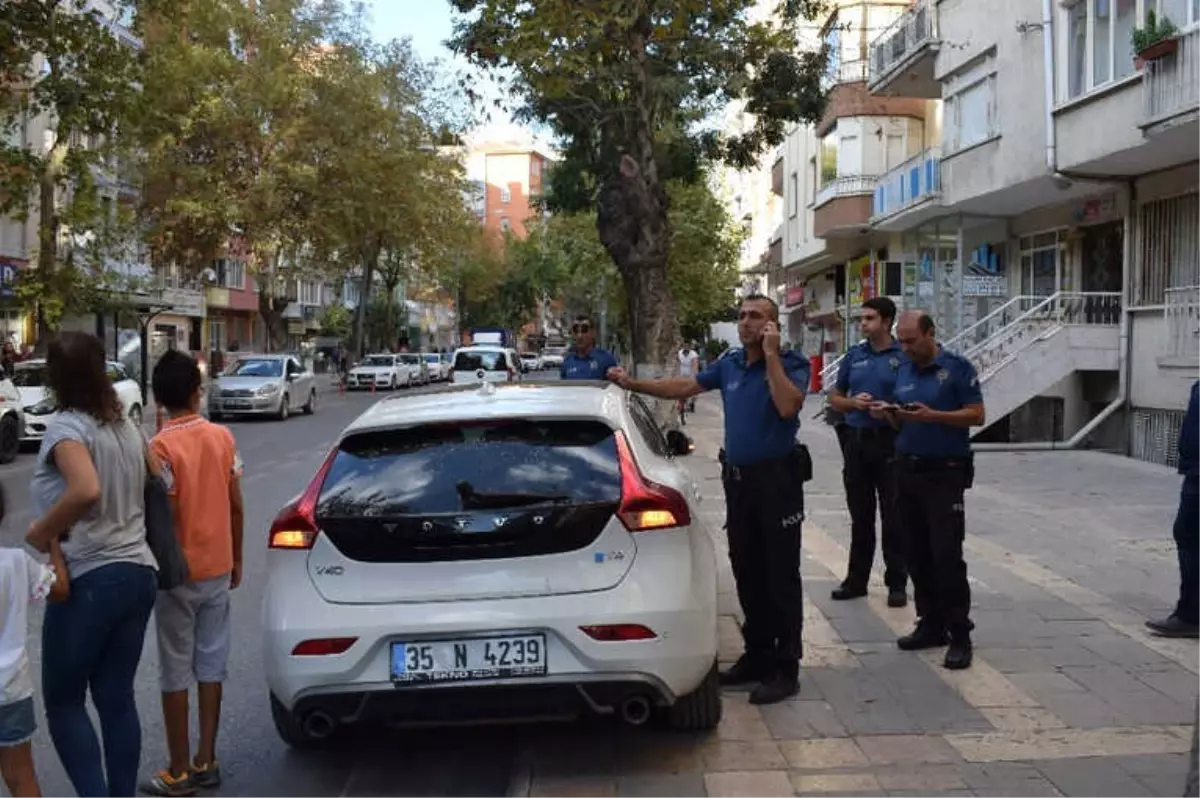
[{"xmin": 791, "ymin": 443, "xmax": 814, "ymax": 483}]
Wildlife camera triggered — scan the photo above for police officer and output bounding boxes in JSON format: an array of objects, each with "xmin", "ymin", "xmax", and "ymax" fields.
[
  {"xmin": 875, "ymin": 311, "xmax": 984, "ymax": 670},
  {"xmin": 609, "ymin": 294, "xmax": 810, "ymax": 704},
  {"xmin": 560, "ymin": 315, "xmax": 619, "ymax": 380},
  {"xmin": 828, "ymin": 297, "xmax": 908, "ymax": 607}
]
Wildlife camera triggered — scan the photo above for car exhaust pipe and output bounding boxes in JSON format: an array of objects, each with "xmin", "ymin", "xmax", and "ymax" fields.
[
  {"xmin": 619, "ymin": 695, "xmax": 652, "ymax": 726},
  {"xmin": 302, "ymin": 710, "xmax": 337, "ymax": 740}
]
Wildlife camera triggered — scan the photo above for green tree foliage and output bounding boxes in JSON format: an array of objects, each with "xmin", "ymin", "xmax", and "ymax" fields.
[
  {"xmin": 450, "ymin": 0, "xmax": 828, "ymax": 371},
  {"xmin": 0, "ymin": 0, "xmax": 142, "ymax": 340}
]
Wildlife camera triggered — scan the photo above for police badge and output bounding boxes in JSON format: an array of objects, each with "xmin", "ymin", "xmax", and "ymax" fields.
[{"xmin": 937, "ymin": 369, "xmax": 950, "ymax": 383}]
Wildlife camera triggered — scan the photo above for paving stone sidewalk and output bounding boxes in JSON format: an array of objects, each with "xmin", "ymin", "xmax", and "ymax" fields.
[{"xmin": 514, "ymin": 394, "xmax": 1199, "ymax": 798}]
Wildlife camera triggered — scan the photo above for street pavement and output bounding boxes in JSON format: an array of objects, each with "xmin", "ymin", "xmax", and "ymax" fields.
[{"xmin": 2, "ymin": 379, "xmax": 1196, "ymax": 796}]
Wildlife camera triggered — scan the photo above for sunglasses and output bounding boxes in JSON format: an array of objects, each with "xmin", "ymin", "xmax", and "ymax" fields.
[{"xmin": 571, "ymin": 323, "xmax": 591, "ymax": 334}]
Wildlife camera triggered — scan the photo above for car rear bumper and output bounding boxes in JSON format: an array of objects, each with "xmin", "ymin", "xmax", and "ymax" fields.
[{"xmin": 263, "ymin": 531, "xmax": 718, "ymax": 715}]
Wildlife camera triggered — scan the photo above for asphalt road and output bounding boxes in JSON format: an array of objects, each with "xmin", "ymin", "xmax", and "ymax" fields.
[{"xmin": 0, "ymin": 375, "xmax": 567, "ymax": 797}]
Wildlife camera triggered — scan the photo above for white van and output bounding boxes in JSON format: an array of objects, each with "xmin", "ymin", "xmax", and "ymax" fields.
[{"xmin": 450, "ymin": 346, "xmax": 521, "ymax": 385}]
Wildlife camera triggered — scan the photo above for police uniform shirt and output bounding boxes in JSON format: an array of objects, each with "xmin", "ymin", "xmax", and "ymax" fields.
[
  {"xmin": 835, "ymin": 339, "xmax": 905, "ymax": 428},
  {"xmin": 696, "ymin": 349, "xmax": 811, "ymax": 467},
  {"xmin": 560, "ymin": 348, "xmax": 619, "ymax": 380},
  {"xmin": 894, "ymin": 348, "xmax": 983, "ymax": 458}
]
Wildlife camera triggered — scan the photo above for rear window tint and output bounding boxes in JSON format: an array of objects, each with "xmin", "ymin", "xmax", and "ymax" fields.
[
  {"xmin": 455, "ymin": 351, "xmax": 508, "ymax": 371},
  {"xmin": 317, "ymin": 419, "xmax": 621, "ymax": 517}
]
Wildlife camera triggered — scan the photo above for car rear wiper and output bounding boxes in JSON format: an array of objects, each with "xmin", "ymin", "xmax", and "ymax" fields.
[{"xmin": 455, "ymin": 481, "xmax": 570, "ymax": 510}]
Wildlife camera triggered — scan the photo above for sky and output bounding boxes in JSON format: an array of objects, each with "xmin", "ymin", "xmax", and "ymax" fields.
[{"xmin": 366, "ymin": 0, "xmax": 530, "ymax": 139}]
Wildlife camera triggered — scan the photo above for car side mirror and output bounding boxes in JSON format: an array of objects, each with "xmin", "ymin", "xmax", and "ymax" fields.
[{"xmin": 666, "ymin": 429, "xmax": 692, "ymax": 457}]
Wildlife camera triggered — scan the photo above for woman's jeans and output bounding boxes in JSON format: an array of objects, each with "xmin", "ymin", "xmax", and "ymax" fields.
[{"xmin": 42, "ymin": 562, "xmax": 157, "ymax": 797}]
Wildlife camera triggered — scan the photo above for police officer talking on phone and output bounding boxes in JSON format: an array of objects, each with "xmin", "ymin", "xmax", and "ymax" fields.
[
  {"xmin": 873, "ymin": 311, "xmax": 985, "ymax": 670},
  {"xmin": 608, "ymin": 294, "xmax": 811, "ymax": 704},
  {"xmin": 827, "ymin": 296, "xmax": 908, "ymax": 608}
]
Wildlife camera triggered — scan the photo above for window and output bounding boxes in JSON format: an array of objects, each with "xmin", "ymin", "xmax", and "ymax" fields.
[
  {"xmin": 299, "ymin": 280, "xmax": 321, "ymax": 305},
  {"xmin": 946, "ymin": 77, "xmax": 996, "ymax": 152},
  {"xmin": 788, "ymin": 173, "xmax": 799, "ymax": 218},
  {"xmin": 499, "ymin": 217, "xmax": 511, "ymax": 233},
  {"xmin": 215, "ymin": 259, "xmax": 245, "ymax": 290},
  {"xmin": 500, "ymin": 187, "xmax": 511, "ymax": 203},
  {"xmin": 1019, "ymin": 230, "xmax": 1068, "ymax": 297},
  {"xmin": 1068, "ymin": 0, "xmax": 1195, "ymax": 99},
  {"xmin": 1136, "ymin": 192, "xmax": 1200, "ymax": 305},
  {"xmin": 454, "ymin": 350, "xmax": 509, "ymax": 371},
  {"xmin": 819, "ymin": 130, "xmax": 838, "ymax": 184},
  {"xmin": 628, "ymin": 396, "xmax": 669, "ymax": 457},
  {"xmin": 208, "ymin": 318, "xmax": 227, "ymax": 352}
]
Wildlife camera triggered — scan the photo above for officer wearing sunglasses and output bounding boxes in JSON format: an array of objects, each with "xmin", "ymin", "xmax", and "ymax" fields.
[{"xmin": 560, "ymin": 316, "xmax": 619, "ymax": 380}]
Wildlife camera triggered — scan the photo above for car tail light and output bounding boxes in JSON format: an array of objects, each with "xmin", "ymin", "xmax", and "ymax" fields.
[
  {"xmin": 268, "ymin": 445, "xmax": 338, "ymax": 550},
  {"xmin": 292, "ymin": 637, "xmax": 357, "ymax": 656},
  {"xmin": 614, "ymin": 431, "xmax": 691, "ymax": 532},
  {"xmin": 580, "ymin": 624, "xmax": 657, "ymax": 641}
]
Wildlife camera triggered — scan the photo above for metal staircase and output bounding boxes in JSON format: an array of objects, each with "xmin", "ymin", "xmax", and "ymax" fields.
[{"xmin": 819, "ymin": 292, "xmax": 1122, "ymax": 431}]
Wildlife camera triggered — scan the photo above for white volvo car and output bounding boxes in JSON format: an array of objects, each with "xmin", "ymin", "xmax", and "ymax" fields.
[{"xmin": 262, "ymin": 381, "xmax": 719, "ymax": 746}]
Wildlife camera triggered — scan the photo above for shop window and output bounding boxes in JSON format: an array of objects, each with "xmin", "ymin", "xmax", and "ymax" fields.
[{"xmin": 884, "ymin": 262, "xmax": 903, "ymax": 296}]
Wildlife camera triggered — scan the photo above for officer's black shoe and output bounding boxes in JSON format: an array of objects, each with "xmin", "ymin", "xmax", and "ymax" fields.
[
  {"xmin": 887, "ymin": 589, "xmax": 908, "ymax": 608},
  {"xmin": 749, "ymin": 666, "xmax": 799, "ymax": 705},
  {"xmin": 1145, "ymin": 614, "xmax": 1200, "ymax": 638},
  {"xmin": 897, "ymin": 622, "xmax": 948, "ymax": 651},
  {"xmin": 831, "ymin": 583, "xmax": 868, "ymax": 601},
  {"xmin": 943, "ymin": 638, "xmax": 974, "ymax": 670},
  {"xmin": 719, "ymin": 653, "xmax": 771, "ymax": 686}
]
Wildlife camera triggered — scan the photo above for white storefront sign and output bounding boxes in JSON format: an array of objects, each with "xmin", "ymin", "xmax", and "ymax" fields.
[{"xmin": 963, "ymin": 275, "xmax": 1007, "ymax": 297}]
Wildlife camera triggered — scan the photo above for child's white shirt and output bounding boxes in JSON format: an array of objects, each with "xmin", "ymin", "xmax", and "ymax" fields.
[{"xmin": 0, "ymin": 548, "xmax": 55, "ymax": 706}]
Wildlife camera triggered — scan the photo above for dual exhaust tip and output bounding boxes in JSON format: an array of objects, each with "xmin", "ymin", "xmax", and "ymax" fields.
[{"xmin": 299, "ymin": 693, "xmax": 654, "ymax": 737}]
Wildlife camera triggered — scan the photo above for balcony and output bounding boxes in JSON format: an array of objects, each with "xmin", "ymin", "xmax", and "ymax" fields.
[
  {"xmin": 1142, "ymin": 27, "xmax": 1200, "ymax": 134},
  {"xmin": 1162, "ymin": 285, "xmax": 1200, "ymax": 366},
  {"xmin": 823, "ymin": 58, "xmax": 870, "ymax": 89},
  {"xmin": 867, "ymin": 0, "xmax": 940, "ymax": 98},
  {"xmin": 870, "ymin": 147, "xmax": 943, "ymax": 229},
  {"xmin": 813, "ymin": 175, "xmax": 877, "ymax": 238}
]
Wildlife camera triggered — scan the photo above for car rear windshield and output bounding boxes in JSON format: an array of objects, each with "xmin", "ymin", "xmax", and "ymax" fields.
[
  {"xmin": 455, "ymin": 350, "xmax": 508, "ymax": 371},
  {"xmin": 399, "ymin": 354, "xmax": 420, "ymax": 365},
  {"xmin": 316, "ymin": 419, "xmax": 621, "ymax": 517},
  {"xmin": 424, "ymin": 354, "xmax": 439, "ymax": 363},
  {"xmin": 12, "ymin": 367, "xmax": 46, "ymax": 387}
]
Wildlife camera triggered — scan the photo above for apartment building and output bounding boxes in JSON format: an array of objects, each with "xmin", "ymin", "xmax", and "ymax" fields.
[{"xmin": 778, "ymin": 0, "xmax": 1198, "ymax": 460}]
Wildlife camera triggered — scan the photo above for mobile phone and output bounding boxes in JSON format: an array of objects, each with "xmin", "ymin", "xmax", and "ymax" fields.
[{"xmin": 899, "ymin": 402, "xmax": 920, "ymax": 412}]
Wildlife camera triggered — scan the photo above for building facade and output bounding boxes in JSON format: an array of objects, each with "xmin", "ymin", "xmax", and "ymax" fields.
[{"xmin": 772, "ymin": 0, "xmax": 1197, "ymax": 461}]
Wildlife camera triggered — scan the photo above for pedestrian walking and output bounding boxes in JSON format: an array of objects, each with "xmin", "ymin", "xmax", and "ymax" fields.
[
  {"xmin": 827, "ymin": 297, "xmax": 908, "ymax": 607},
  {"xmin": 141, "ymin": 351, "xmax": 244, "ymax": 797},
  {"xmin": 609, "ymin": 294, "xmax": 810, "ymax": 704},
  {"xmin": 560, "ymin": 316, "xmax": 619, "ymax": 380},
  {"xmin": 873, "ymin": 311, "xmax": 984, "ymax": 670},
  {"xmin": 26, "ymin": 332, "xmax": 159, "ymax": 797},
  {"xmin": 0, "ymin": 487, "xmax": 57, "ymax": 798},
  {"xmin": 1146, "ymin": 379, "xmax": 1198, "ymax": 638}
]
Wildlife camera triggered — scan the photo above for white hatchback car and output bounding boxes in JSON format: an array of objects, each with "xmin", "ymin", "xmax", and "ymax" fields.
[
  {"xmin": 262, "ymin": 381, "xmax": 720, "ymax": 746},
  {"xmin": 449, "ymin": 346, "xmax": 521, "ymax": 385},
  {"xmin": 16, "ymin": 359, "xmax": 144, "ymax": 444}
]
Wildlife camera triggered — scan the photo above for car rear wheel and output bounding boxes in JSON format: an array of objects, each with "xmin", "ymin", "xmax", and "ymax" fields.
[
  {"xmin": 270, "ymin": 694, "xmax": 337, "ymax": 749},
  {"xmin": 663, "ymin": 661, "xmax": 722, "ymax": 731},
  {"xmin": 0, "ymin": 414, "xmax": 19, "ymax": 464}
]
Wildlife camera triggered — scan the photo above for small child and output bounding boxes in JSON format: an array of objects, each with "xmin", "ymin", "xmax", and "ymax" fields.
[{"xmin": 0, "ymin": 539, "xmax": 56, "ymax": 798}]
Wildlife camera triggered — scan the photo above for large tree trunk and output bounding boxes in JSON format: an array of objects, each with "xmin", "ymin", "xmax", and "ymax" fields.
[
  {"xmin": 34, "ymin": 142, "xmax": 69, "ymax": 351},
  {"xmin": 350, "ymin": 238, "xmax": 381, "ymax": 359}
]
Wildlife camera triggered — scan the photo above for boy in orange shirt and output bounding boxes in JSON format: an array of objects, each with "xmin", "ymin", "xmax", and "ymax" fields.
[{"xmin": 142, "ymin": 351, "xmax": 244, "ymax": 797}]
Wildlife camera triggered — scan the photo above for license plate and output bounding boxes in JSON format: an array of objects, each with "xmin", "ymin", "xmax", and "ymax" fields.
[
  {"xmin": 227, "ymin": 400, "xmax": 251, "ymax": 409},
  {"xmin": 390, "ymin": 634, "xmax": 547, "ymax": 684}
]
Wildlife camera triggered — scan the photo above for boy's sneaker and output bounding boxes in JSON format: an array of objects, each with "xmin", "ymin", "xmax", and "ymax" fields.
[
  {"xmin": 191, "ymin": 759, "xmax": 222, "ymax": 789},
  {"xmin": 140, "ymin": 770, "xmax": 197, "ymax": 797}
]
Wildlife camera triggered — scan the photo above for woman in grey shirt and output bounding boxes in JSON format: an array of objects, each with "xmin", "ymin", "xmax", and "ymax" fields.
[{"xmin": 26, "ymin": 332, "xmax": 158, "ymax": 797}]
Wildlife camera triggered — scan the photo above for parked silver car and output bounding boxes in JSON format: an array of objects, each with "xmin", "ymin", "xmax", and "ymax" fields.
[{"xmin": 209, "ymin": 354, "xmax": 317, "ymax": 421}]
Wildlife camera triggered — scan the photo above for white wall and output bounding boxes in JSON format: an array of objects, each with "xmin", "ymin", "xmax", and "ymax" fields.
[
  {"xmin": 781, "ymin": 123, "xmax": 826, "ymax": 269},
  {"xmin": 1130, "ymin": 312, "xmax": 1198, "ymax": 411}
]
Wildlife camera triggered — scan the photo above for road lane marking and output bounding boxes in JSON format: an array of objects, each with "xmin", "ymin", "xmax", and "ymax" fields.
[{"xmin": 944, "ymin": 724, "xmax": 1193, "ymax": 762}]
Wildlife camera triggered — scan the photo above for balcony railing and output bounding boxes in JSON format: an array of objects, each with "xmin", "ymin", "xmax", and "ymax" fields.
[
  {"xmin": 1164, "ymin": 285, "xmax": 1200, "ymax": 362},
  {"xmin": 1143, "ymin": 27, "xmax": 1200, "ymax": 124},
  {"xmin": 814, "ymin": 175, "xmax": 878, "ymax": 207},
  {"xmin": 868, "ymin": 0, "xmax": 936, "ymax": 86},
  {"xmin": 872, "ymin": 147, "xmax": 941, "ymax": 219}
]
